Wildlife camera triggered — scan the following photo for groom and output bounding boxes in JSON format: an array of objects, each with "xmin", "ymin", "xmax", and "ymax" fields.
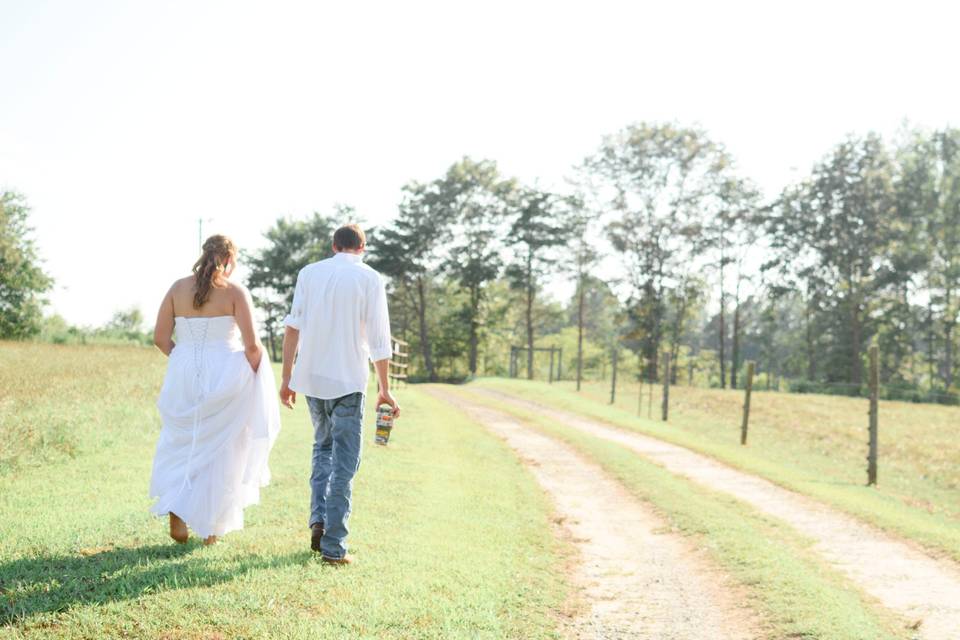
[{"xmin": 279, "ymin": 223, "xmax": 400, "ymax": 565}]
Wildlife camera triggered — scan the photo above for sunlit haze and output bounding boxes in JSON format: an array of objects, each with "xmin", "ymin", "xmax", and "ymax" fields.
[{"xmin": 2, "ymin": 0, "xmax": 957, "ymax": 326}]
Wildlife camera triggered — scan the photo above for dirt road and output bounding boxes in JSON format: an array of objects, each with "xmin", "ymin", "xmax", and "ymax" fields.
[
  {"xmin": 426, "ymin": 387, "xmax": 761, "ymax": 640},
  {"xmin": 472, "ymin": 386, "xmax": 960, "ymax": 640}
]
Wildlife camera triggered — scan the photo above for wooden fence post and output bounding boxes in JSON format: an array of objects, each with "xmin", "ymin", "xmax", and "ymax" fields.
[
  {"xmin": 741, "ymin": 361, "xmax": 755, "ymax": 445},
  {"xmin": 610, "ymin": 349, "xmax": 618, "ymax": 404},
  {"xmin": 867, "ymin": 344, "xmax": 879, "ymax": 486},
  {"xmin": 661, "ymin": 351, "xmax": 670, "ymax": 421}
]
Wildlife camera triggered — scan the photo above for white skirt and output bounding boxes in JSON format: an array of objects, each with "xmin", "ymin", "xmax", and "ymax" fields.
[{"xmin": 149, "ymin": 337, "xmax": 281, "ymax": 539}]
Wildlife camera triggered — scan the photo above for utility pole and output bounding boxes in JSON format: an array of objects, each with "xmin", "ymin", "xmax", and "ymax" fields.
[{"xmin": 198, "ymin": 217, "xmax": 212, "ymax": 253}]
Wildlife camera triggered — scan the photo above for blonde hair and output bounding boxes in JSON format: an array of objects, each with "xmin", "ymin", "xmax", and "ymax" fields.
[{"xmin": 192, "ymin": 235, "xmax": 237, "ymax": 309}]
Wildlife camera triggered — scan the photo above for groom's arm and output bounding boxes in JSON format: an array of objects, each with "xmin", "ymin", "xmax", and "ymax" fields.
[{"xmin": 368, "ymin": 273, "xmax": 399, "ymax": 417}]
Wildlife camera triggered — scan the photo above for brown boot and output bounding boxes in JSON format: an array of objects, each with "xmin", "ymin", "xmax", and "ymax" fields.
[
  {"xmin": 310, "ymin": 523, "xmax": 324, "ymax": 552},
  {"xmin": 321, "ymin": 554, "xmax": 353, "ymax": 566},
  {"xmin": 169, "ymin": 513, "xmax": 188, "ymax": 544}
]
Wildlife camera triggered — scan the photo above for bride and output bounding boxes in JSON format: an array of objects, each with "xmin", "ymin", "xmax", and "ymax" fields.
[{"xmin": 149, "ymin": 235, "xmax": 281, "ymax": 545}]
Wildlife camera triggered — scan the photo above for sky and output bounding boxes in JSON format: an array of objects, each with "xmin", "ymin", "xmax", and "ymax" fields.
[{"xmin": 2, "ymin": 0, "xmax": 958, "ymax": 327}]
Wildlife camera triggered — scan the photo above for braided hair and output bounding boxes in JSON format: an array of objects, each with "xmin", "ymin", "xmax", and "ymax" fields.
[{"xmin": 192, "ymin": 235, "xmax": 237, "ymax": 309}]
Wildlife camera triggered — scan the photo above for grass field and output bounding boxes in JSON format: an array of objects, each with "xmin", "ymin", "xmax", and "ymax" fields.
[
  {"xmin": 447, "ymin": 385, "xmax": 912, "ymax": 640},
  {"xmin": 4, "ymin": 343, "xmax": 955, "ymax": 639},
  {"xmin": 474, "ymin": 377, "xmax": 960, "ymax": 562},
  {"xmin": 0, "ymin": 343, "xmax": 566, "ymax": 639}
]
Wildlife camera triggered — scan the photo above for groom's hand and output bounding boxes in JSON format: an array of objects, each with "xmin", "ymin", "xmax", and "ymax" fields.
[
  {"xmin": 377, "ymin": 389, "xmax": 400, "ymax": 419},
  {"xmin": 280, "ymin": 379, "xmax": 296, "ymax": 409}
]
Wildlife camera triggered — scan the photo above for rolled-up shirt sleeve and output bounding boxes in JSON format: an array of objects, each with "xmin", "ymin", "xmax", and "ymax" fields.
[
  {"xmin": 283, "ymin": 269, "xmax": 307, "ymax": 330},
  {"xmin": 366, "ymin": 274, "xmax": 393, "ymax": 362}
]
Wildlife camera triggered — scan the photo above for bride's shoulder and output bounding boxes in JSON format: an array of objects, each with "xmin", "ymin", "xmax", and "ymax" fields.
[
  {"xmin": 224, "ymin": 280, "xmax": 252, "ymax": 300},
  {"xmin": 168, "ymin": 276, "xmax": 195, "ymax": 293},
  {"xmin": 167, "ymin": 276, "xmax": 194, "ymax": 295}
]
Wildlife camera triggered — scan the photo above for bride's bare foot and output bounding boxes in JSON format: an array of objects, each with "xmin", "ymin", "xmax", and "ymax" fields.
[
  {"xmin": 169, "ymin": 513, "xmax": 189, "ymax": 544},
  {"xmin": 203, "ymin": 535, "xmax": 218, "ymax": 546}
]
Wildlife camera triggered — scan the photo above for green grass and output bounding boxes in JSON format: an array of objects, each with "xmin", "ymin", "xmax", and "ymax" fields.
[
  {"xmin": 473, "ymin": 377, "xmax": 960, "ymax": 563},
  {"xmin": 0, "ymin": 342, "xmax": 168, "ymax": 472},
  {"xmin": 448, "ymin": 385, "xmax": 912, "ymax": 640},
  {"xmin": 0, "ymin": 344, "xmax": 566, "ymax": 639}
]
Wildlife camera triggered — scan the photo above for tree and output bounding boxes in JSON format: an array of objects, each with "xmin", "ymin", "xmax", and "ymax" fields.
[
  {"xmin": 245, "ymin": 211, "xmax": 341, "ymax": 360},
  {"xmin": 370, "ymin": 183, "xmax": 455, "ymax": 381},
  {"xmin": 586, "ymin": 123, "xmax": 730, "ymax": 379},
  {"xmin": 665, "ymin": 273, "xmax": 707, "ymax": 383},
  {"xmin": 438, "ymin": 158, "xmax": 515, "ymax": 375},
  {"xmin": 565, "ymin": 194, "xmax": 601, "ymax": 391},
  {"xmin": 707, "ymin": 177, "xmax": 760, "ymax": 388},
  {"xmin": 0, "ymin": 191, "xmax": 52, "ymax": 339},
  {"xmin": 105, "ymin": 307, "xmax": 144, "ymax": 333},
  {"xmin": 898, "ymin": 128, "xmax": 960, "ymax": 387},
  {"xmin": 768, "ymin": 134, "xmax": 900, "ymax": 385},
  {"xmin": 504, "ymin": 187, "xmax": 569, "ymax": 379}
]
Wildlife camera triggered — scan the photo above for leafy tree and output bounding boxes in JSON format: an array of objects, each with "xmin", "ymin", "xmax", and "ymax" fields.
[
  {"xmin": 898, "ymin": 128, "xmax": 960, "ymax": 386},
  {"xmin": 504, "ymin": 187, "xmax": 569, "ymax": 379},
  {"xmin": 768, "ymin": 134, "xmax": 901, "ymax": 385},
  {"xmin": 245, "ymin": 210, "xmax": 342, "ymax": 360},
  {"xmin": 0, "ymin": 191, "xmax": 52, "ymax": 339},
  {"xmin": 105, "ymin": 307, "xmax": 144, "ymax": 333},
  {"xmin": 438, "ymin": 158, "xmax": 515, "ymax": 375},
  {"xmin": 370, "ymin": 183, "xmax": 454, "ymax": 381},
  {"xmin": 665, "ymin": 273, "xmax": 707, "ymax": 383},
  {"xmin": 586, "ymin": 123, "xmax": 729, "ymax": 379},
  {"xmin": 564, "ymin": 193, "xmax": 602, "ymax": 390},
  {"xmin": 707, "ymin": 177, "xmax": 760, "ymax": 388}
]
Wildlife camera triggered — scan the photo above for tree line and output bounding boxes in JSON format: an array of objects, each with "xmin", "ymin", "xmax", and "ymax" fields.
[
  {"xmin": 5, "ymin": 122, "xmax": 960, "ymax": 402},
  {"xmin": 242, "ymin": 122, "xmax": 960, "ymax": 403}
]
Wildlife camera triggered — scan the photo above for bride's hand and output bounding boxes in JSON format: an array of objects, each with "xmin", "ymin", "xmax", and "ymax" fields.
[{"xmin": 245, "ymin": 344, "xmax": 262, "ymax": 373}]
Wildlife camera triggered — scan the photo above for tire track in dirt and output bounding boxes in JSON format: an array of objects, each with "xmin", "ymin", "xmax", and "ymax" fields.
[
  {"xmin": 425, "ymin": 386, "xmax": 762, "ymax": 640},
  {"xmin": 474, "ymin": 386, "xmax": 960, "ymax": 640}
]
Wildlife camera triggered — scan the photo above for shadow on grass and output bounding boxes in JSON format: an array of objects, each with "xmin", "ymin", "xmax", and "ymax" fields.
[{"xmin": 0, "ymin": 542, "xmax": 313, "ymax": 626}]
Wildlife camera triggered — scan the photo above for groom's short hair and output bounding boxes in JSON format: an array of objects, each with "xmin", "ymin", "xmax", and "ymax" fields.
[{"xmin": 333, "ymin": 224, "xmax": 366, "ymax": 251}]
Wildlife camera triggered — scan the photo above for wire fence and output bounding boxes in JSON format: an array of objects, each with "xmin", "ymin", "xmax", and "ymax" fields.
[
  {"xmin": 508, "ymin": 345, "xmax": 960, "ymax": 406},
  {"xmin": 507, "ymin": 343, "xmax": 945, "ymax": 486}
]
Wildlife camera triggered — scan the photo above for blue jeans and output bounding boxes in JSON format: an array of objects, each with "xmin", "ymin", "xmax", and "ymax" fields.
[{"xmin": 306, "ymin": 392, "xmax": 365, "ymax": 559}]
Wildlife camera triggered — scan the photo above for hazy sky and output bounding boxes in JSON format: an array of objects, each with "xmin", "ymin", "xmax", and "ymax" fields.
[{"xmin": 2, "ymin": 0, "xmax": 957, "ymax": 326}]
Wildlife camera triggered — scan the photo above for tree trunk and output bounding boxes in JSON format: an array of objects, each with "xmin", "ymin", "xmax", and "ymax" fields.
[
  {"xmin": 468, "ymin": 285, "xmax": 480, "ymax": 375},
  {"xmin": 945, "ymin": 285, "xmax": 954, "ymax": 388},
  {"xmin": 267, "ymin": 326, "xmax": 278, "ymax": 362},
  {"xmin": 731, "ymin": 301, "xmax": 741, "ymax": 389},
  {"xmin": 805, "ymin": 292, "xmax": 816, "ymax": 381},
  {"xmin": 718, "ymin": 247, "xmax": 727, "ymax": 389},
  {"xmin": 416, "ymin": 274, "xmax": 436, "ymax": 382},
  {"xmin": 649, "ymin": 275, "xmax": 665, "ymax": 382},
  {"xmin": 850, "ymin": 297, "xmax": 863, "ymax": 387},
  {"xmin": 669, "ymin": 278, "xmax": 692, "ymax": 386},
  {"xmin": 928, "ymin": 297, "xmax": 936, "ymax": 385},
  {"xmin": 576, "ymin": 270, "xmax": 585, "ymax": 391},
  {"xmin": 526, "ymin": 250, "xmax": 535, "ymax": 380}
]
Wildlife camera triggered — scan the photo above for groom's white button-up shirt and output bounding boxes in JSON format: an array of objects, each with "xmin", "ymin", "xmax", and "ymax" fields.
[{"xmin": 284, "ymin": 252, "xmax": 393, "ymax": 400}]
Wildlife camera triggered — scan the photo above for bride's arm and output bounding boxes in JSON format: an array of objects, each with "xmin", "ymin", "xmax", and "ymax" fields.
[
  {"xmin": 153, "ymin": 286, "xmax": 176, "ymax": 356},
  {"xmin": 234, "ymin": 285, "xmax": 263, "ymax": 373}
]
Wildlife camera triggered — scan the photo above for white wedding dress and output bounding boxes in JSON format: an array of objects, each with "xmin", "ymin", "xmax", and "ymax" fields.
[{"xmin": 149, "ymin": 315, "xmax": 281, "ymax": 538}]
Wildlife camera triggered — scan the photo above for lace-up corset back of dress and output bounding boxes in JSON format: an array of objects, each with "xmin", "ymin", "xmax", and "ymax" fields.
[{"xmin": 175, "ymin": 315, "xmax": 242, "ymax": 351}]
